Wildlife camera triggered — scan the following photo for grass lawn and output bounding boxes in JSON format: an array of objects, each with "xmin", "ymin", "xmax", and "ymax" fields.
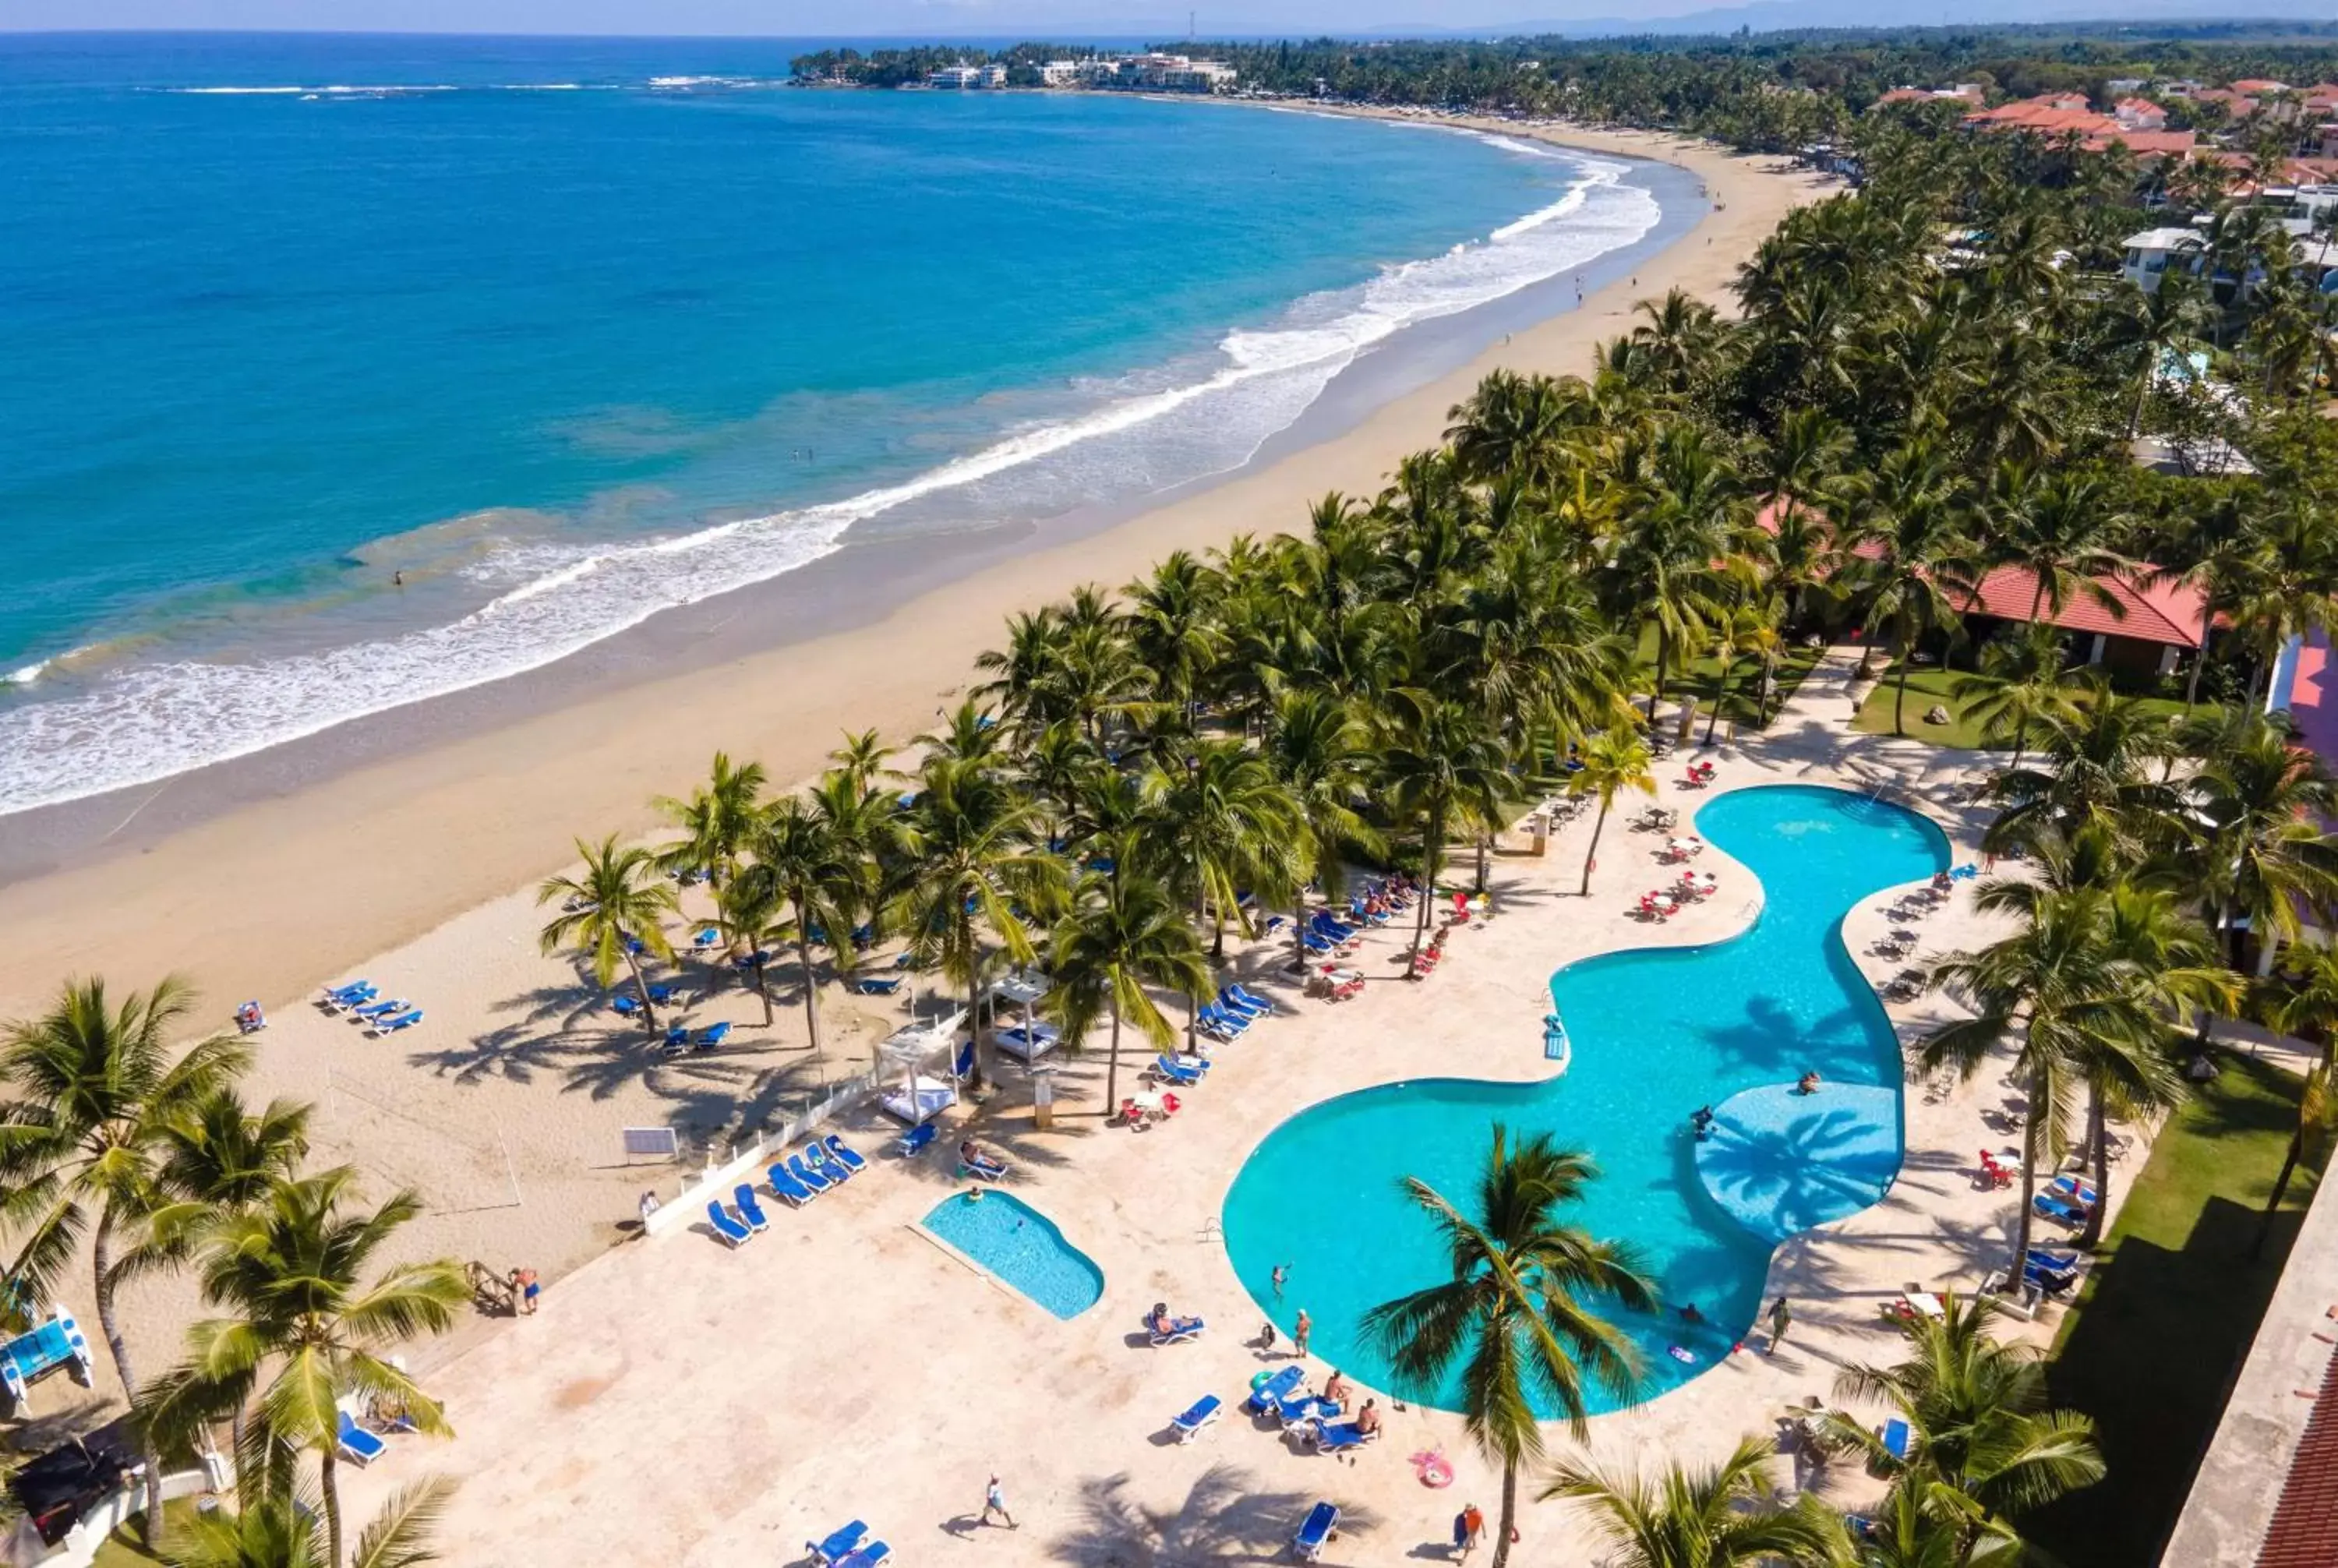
[
  {"xmin": 1634, "ymin": 629, "xmax": 1828, "ymax": 730},
  {"xmin": 90, "ymin": 1498, "xmax": 207, "ymax": 1566},
  {"xmin": 1849, "ymin": 661, "xmax": 2201, "ymax": 749},
  {"xmin": 2022, "ymin": 1049, "xmax": 2326, "ymax": 1567}
]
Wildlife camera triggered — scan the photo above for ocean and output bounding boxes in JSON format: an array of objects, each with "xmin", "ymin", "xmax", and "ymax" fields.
[{"xmin": 0, "ymin": 33, "xmax": 1667, "ymax": 816}]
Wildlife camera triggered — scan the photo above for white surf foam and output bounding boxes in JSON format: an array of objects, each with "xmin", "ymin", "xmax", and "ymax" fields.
[{"xmin": 0, "ymin": 138, "xmax": 1662, "ymax": 817}]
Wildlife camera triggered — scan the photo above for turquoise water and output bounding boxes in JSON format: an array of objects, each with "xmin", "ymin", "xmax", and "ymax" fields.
[
  {"xmin": 1221, "ymin": 785, "xmax": 1948, "ymax": 1414},
  {"xmin": 923, "ymin": 1191, "xmax": 1104, "ymax": 1319},
  {"xmin": 0, "ymin": 33, "xmax": 1664, "ymax": 814}
]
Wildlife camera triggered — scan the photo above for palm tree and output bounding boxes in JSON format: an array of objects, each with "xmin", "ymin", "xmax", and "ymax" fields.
[
  {"xmin": 1844, "ymin": 439, "xmax": 1978, "ymax": 736},
  {"xmin": 1263, "ymin": 690, "xmax": 1386, "ymax": 973},
  {"xmin": 1949, "ymin": 626, "xmax": 2083, "ymax": 771},
  {"xmin": 1701, "ymin": 601, "xmax": 1775, "ymax": 745},
  {"xmin": 1570, "ymin": 726, "xmax": 1656, "ymax": 896},
  {"xmin": 1362, "ymin": 1126, "xmax": 1655, "ymax": 1568},
  {"xmin": 2255, "ymin": 1058, "xmax": 2333, "ymax": 1257},
  {"xmin": 1544, "ymin": 1436, "xmax": 1847, "ymax": 1567},
  {"xmin": 1819, "ymin": 1292, "xmax": 2103, "ymax": 1561},
  {"xmin": 2188, "ymin": 719, "xmax": 2338, "ymax": 973},
  {"xmin": 1144, "ymin": 740, "xmax": 1305, "ymax": 979},
  {"xmin": 0, "ymin": 976, "xmax": 250, "ymax": 1545},
  {"xmin": 1604, "ymin": 424, "xmax": 1744, "ymax": 722},
  {"xmin": 1376, "ymin": 690, "xmax": 1512, "ymax": 949},
  {"xmin": 892, "ymin": 758, "xmax": 1058, "ymax": 1091},
  {"xmin": 164, "ymin": 1479, "xmax": 454, "ymax": 1568},
  {"xmin": 535, "ymin": 836, "xmax": 680, "ymax": 1031},
  {"xmin": 733, "ymin": 789, "xmax": 871, "ymax": 1062},
  {"xmin": 1046, "ymin": 861, "xmax": 1210, "ymax": 1113},
  {"xmin": 141, "ymin": 1169, "xmax": 465, "ymax": 1568},
  {"xmin": 1984, "ymin": 695, "xmax": 2179, "ymax": 858},
  {"xmin": 651, "ymin": 751, "xmax": 766, "ymax": 888},
  {"xmin": 1921, "ymin": 886, "xmax": 2165, "ymax": 1279},
  {"xmin": 1980, "ymin": 465, "xmax": 2131, "ymax": 631}
]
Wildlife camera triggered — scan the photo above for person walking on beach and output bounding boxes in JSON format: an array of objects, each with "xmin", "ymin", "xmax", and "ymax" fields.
[
  {"xmin": 512, "ymin": 1266, "xmax": 540, "ymax": 1316},
  {"xmin": 982, "ymin": 1475, "xmax": 1016, "ymax": 1529},
  {"xmin": 1293, "ymin": 1308, "xmax": 1312, "ymax": 1357},
  {"xmin": 1767, "ymin": 1294, "xmax": 1792, "ymax": 1352},
  {"xmin": 1453, "ymin": 1503, "xmax": 1485, "ymax": 1561}
]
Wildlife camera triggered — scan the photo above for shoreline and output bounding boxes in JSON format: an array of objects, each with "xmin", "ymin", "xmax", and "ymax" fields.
[{"xmin": 0, "ymin": 120, "xmax": 1826, "ymax": 1026}]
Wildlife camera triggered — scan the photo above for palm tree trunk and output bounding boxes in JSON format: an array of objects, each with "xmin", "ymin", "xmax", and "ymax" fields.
[
  {"xmin": 623, "ymin": 951, "xmax": 659, "ymax": 1031},
  {"xmin": 2184, "ymin": 616, "xmax": 2213, "ymax": 708},
  {"xmin": 2255, "ymin": 1128, "xmax": 2304, "ymax": 1259},
  {"xmin": 1894, "ymin": 655, "xmax": 1912, "ymax": 736},
  {"xmin": 966, "ymin": 953, "xmax": 989, "ymax": 1093},
  {"xmin": 91, "ymin": 1224, "xmax": 164, "ymax": 1549},
  {"xmin": 1704, "ymin": 656, "xmax": 1736, "ymax": 745},
  {"xmin": 2078, "ymin": 1089, "xmax": 2110, "ymax": 1247},
  {"xmin": 2009, "ymin": 1068, "xmax": 2043, "ymax": 1284},
  {"xmin": 751, "ymin": 958, "xmax": 773, "ymax": 1026},
  {"xmin": 1490, "ymin": 1458, "xmax": 1520, "ymax": 1568},
  {"xmin": 322, "ymin": 1444, "xmax": 344, "ymax": 1568},
  {"xmin": 794, "ymin": 927, "xmax": 823, "ymax": 1064},
  {"xmin": 1416, "ymin": 803, "xmax": 1446, "ymax": 952},
  {"xmin": 1580, "ymin": 800, "xmax": 1610, "ymax": 896},
  {"xmin": 1649, "ymin": 627, "xmax": 1671, "ymax": 722},
  {"xmin": 1104, "ymin": 1008, "xmax": 1124, "ymax": 1115},
  {"xmin": 1290, "ymin": 892, "xmax": 1310, "ymax": 974}
]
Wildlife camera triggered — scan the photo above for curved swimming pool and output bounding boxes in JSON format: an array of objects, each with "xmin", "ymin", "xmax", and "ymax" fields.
[
  {"xmin": 1220, "ymin": 784, "xmax": 1948, "ymax": 1414},
  {"xmin": 923, "ymin": 1191, "xmax": 1105, "ymax": 1320}
]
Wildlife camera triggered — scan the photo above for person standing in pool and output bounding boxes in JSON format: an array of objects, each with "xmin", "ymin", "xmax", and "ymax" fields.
[
  {"xmin": 1767, "ymin": 1295, "xmax": 1792, "ymax": 1352},
  {"xmin": 1271, "ymin": 1263, "xmax": 1288, "ymax": 1299}
]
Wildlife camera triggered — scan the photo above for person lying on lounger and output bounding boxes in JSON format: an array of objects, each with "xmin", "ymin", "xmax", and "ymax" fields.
[
  {"xmin": 1150, "ymin": 1305, "xmax": 1203, "ymax": 1338},
  {"xmin": 1354, "ymin": 1400, "xmax": 1381, "ymax": 1437}
]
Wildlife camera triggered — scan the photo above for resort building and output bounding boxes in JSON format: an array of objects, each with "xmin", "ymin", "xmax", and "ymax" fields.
[
  {"xmin": 2122, "ymin": 225, "xmax": 2206, "ymax": 292},
  {"xmin": 926, "ymin": 65, "xmax": 986, "ymax": 90},
  {"xmin": 1101, "ymin": 52, "xmax": 1238, "ymax": 93},
  {"xmin": 1037, "ymin": 60, "xmax": 1082, "ymax": 87},
  {"xmin": 1960, "ymin": 94, "xmax": 2196, "ymax": 159},
  {"xmin": 1944, "ymin": 565, "xmax": 2212, "ymax": 680},
  {"xmin": 2114, "ymin": 97, "xmax": 2170, "ymax": 132}
]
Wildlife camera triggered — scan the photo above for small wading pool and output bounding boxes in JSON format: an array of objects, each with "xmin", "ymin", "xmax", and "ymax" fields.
[{"xmin": 921, "ymin": 1192, "xmax": 1104, "ymax": 1319}]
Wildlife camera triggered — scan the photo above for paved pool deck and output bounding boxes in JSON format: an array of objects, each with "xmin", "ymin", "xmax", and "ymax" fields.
[{"xmin": 333, "ymin": 652, "xmax": 2138, "ymax": 1566}]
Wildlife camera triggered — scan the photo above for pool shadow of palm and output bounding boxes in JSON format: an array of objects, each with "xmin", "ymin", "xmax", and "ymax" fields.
[
  {"xmin": 1048, "ymin": 1463, "xmax": 1374, "ymax": 1567},
  {"xmin": 1696, "ymin": 1101, "xmax": 1898, "ymax": 1239}
]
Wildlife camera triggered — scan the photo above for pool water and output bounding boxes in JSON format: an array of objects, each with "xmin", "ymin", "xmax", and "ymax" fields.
[
  {"xmin": 922, "ymin": 1192, "xmax": 1105, "ymax": 1320},
  {"xmin": 1220, "ymin": 785, "xmax": 1948, "ymax": 1415}
]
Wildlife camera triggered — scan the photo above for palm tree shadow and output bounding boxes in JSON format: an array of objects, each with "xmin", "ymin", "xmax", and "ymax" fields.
[
  {"xmin": 1048, "ymin": 1463, "xmax": 1376, "ymax": 1567},
  {"xmin": 1695, "ymin": 1105, "xmax": 1898, "ymax": 1238}
]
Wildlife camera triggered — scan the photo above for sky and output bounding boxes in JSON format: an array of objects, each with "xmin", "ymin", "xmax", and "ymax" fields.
[{"xmin": 0, "ymin": 0, "xmax": 1782, "ymax": 35}]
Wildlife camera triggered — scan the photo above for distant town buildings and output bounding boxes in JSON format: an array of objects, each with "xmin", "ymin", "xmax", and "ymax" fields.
[{"xmin": 1102, "ymin": 52, "xmax": 1239, "ymax": 93}]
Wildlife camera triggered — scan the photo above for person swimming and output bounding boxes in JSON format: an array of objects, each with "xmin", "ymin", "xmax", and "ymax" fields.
[{"xmin": 1690, "ymin": 1105, "xmax": 1715, "ymax": 1139}]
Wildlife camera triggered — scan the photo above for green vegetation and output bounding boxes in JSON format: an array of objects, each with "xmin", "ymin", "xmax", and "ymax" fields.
[
  {"xmin": 2028, "ymin": 1051, "xmax": 2327, "ymax": 1566},
  {"xmin": 1851, "ymin": 662, "xmax": 2197, "ymax": 748}
]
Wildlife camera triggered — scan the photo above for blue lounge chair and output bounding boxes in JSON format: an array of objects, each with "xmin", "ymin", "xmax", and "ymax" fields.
[
  {"xmin": 692, "ymin": 927, "xmax": 720, "ymax": 952},
  {"xmin": 366, "ymin": 1009, "xmax": 422, "ymax": 1037},
  {"xmin": 1292, "ymin": 1502, "xmax": 1339, "ymax": 1563},
  {"xmin": 1227, "ymin": 985, "xmax": 1280, "ymax": 1015},
  {"xmin": 768, "ymin": 1164, "xmax": 818, "ymax": 1207},
  {"xmin": 1274, "ymin": 1393, "xmax": 1339, "ymax": 1429},
  {"xmin": 851, "ymin": 976, "xmax": 903, "ymax": 996},
  {"xmin": 1881, "ymin": 1418, "xmax": 1912, "ymax": 1461},
  {"xmin": 324, "ymin": 980, "xmax": 373, "ymax": 1001},
  {"xmin": 833, "ymin": 1544, "xmax": 890, "ymax": 1568},
  {"xmin": 326, "ymin": 986, "xmax": 378, "ymax": 1013},
  {"xmin": 1152, "ymin": 1055, "xmax": 1207, "ymax": 1086},
  {"xmin": 787, "ymin": 1154, "xmax": 834, "ymax": 1194},
  {"xmin": 707, "ymin": 1201, "xmax": 752, "ymax": 1247},
  {"xmin": 898, "ymin": 1122, "xmax": 938, "ymax": 1157},
  {"xmin": 2032, "ymin": 1192, "xmax": 2085, "ymax": 1227},
  {"xmin": 336, "ymin": 1410, "xmax": 386, "ymax": 1466},
  {"xmin": 1312, "ymin": 1420, "xmax": 1377, "ymax": 1454},
  {"xmin": 806, "ymin": 1143, "xmax": 854, "ymax": 1184},
  {"xmin": 1300, "ymin": 930, "xmax": 1337, "ymax": 955},
  {"xmin": 1245, "ymin": 1365, "xmax": 1305, "ymax": 1414},
  {"xmin": 646, "ymin": 984, "xmax": 677, "ymax": 1005},
  {"xmin": 660, "ymin": 1025, "xmax": 690, "ymax": 1057},
  {"xmin": 698, "ymin": 1021, "xmax": 732, "ymax": 1049},
  {"xmin": 807, "ymin": 1521, "xmax": 867, "ymax": 1566},
  {"xmin": 1149, "ymin": 1313, "xmax": 1206, "ymax": 1347},
  {"xmin": 611, "ymin": 993, "xmax": 641, "ymax": 1016},
  {"xmin": 351, "ymin": 998, "xmax": 404, "ymax": 1018},
  {"xmin": 2026, "ymin": 1247, "xmax": 2081, "ymax": 1273},
  {"xmin": 2046, "ymin": 1174, "xmax": 2099, "ymax": 1206},
  {"xmin": 822, "ymin": 1135, "xmax": 868, "ymax": 1174},
  {"xmin": 1198, "ymin": 1005, "xmax": 1250, "ymax": 1037},
  {"xmin": 1171, "ymin": 1393, "xmax": 1222, "ymax": 1443},
  {"xmin": 733, "ymin": 1185, "xmax": 770, "ymax": 1232}
]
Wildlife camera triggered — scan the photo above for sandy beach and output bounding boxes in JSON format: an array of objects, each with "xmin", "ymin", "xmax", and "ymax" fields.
[{"xmin": 0, "ymin": 119, "xmax": 1835, "ymax": 1442}]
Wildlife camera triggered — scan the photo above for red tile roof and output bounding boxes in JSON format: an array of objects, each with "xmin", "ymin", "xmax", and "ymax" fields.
[
  {"xmin": 2085, "ymin": 129, "xmax": 2198, "ymax": 157},
  {"xmin": 2256, "ymin": 1339, "xmax": 2338, "ymax": 1568},
  {"xmin": 2232, "ymin": 79, "xmax": 2290, "ymax": 94},
  {"xmin": 1952, "ymin": 564, "xmax": 2209, "ymax": 647}
]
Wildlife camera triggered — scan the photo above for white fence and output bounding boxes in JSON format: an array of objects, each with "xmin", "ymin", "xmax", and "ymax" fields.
[{"xmin": 639, "ymin": 1071, "xmax": 883, "ymax": 1240}]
